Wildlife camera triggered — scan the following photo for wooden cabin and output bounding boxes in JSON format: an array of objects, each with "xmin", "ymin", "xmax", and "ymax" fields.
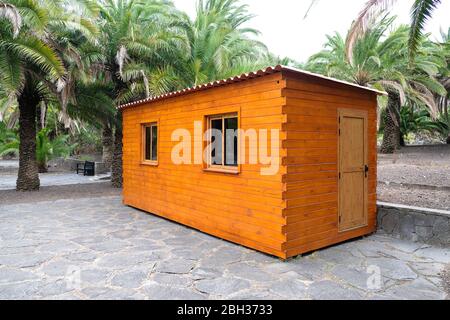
[{"xmin": 119, "ymin": 65, "xmax": 384, "ymax": 259}]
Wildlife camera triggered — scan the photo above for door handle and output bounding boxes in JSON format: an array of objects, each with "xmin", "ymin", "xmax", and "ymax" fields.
[{"xmin": 365, "ymin": 165, "xmax": 369, "ymax": 178}]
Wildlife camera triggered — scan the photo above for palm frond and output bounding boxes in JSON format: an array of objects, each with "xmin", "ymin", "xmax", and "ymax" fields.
[
  {"xmin": 5, "ymin": 36, "xmax": 65, "ymax": 81},
  {"xmin": 346, "ymin": 0, "xmax": 398, "ymax": 60},
  {"xmin": 409, "ymin": 0, "xmax": 442, "ymax": 61},
  {"xmin": 0, "ymin": 1, "xmax": 21, "ymax": 36}
]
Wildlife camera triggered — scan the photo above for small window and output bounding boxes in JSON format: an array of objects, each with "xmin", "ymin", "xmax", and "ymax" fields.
[
  {"xmin": 143, "ymin": 122, "xmax": 158, "ymax": 163},
  {"xmin": 207, "ymin": 113, "xmax": 238, "ymax": 171}
]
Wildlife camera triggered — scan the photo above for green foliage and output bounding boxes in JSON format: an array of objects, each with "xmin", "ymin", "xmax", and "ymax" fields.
[
  {"xmin": 70, "ymin": 125, "xmax": 103, "ymax": 155},
  {"xmin": 342, "ymin": 0, "xmax": 444, "ymax": 61},
  {"xmin": 399, "ymin": 106, "xmax": 447, "ymax": 138},
  {"xmin": 175, "ymin": 0, "xmax": 269, "ymax": 86},
  {"xmin": 0, "ymin": 121, "xmax": 19, "ymax": 157},
  {"xmin": 306, "ymin": 16, "xmax": 447, "ymax": 120},
  {"xmin": 35, "ymin": 128, "xmax": 77, "ymax": 169}
]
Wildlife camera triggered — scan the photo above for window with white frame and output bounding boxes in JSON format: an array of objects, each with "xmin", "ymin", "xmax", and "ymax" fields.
[
  {"xmin": 207, "ymin": 113, "xmax": 238, "ymax": 170},
  {"xmin": 142, "ymin": 122, "xmax": 158, "ymax": 163}
]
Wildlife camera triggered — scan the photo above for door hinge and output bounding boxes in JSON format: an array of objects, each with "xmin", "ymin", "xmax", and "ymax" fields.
[
  {"xmin": 338, "ymin": 129, "xmax": 341, "ymax": 135},
  {"xmin": 339, "ymin": 215, "xmax": 341, "ymax": 223},
  {"xmin": 339, "ymin": 172, "xmax": 341, "ymax": 179}
]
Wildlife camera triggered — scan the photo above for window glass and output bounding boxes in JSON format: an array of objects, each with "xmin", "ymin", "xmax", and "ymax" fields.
[
  {"xmin": 144, "ymin": 123, "xmax": 157, "ymax": 162},
  {"xmin": 151, "ymin": 125, "xmax": 158, "ymax": 161},
  {"xmin": 145, "ymin": 126, "xmax": 152, "ymax": 161},
  {"xmin": 207, "ymin": 114, "xmax": 238, "ymax": 168},
  {"xmin": 211, "ymin": 118, "xmax": 223, "ymax": 165},
  {"xmin": 224, "ymin": 117, "xmax": 238, "ymax": 166}
]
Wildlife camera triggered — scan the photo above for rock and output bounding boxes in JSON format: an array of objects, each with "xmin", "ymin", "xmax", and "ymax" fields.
[
  {"xmin": 108, "ymin": 229, "xmax": 137, "ymax": 240},
  {"xmin": 35, "ymin": 280, "xmax": 75, "ymax": 298},
  {"xmin": 40, "ymin": 259, "xmax": 83, "ymax": 277},
  {"xmin": 227, "ymin": 263, "xmax": 273, "ymax": 282},
  {"xmin": 170, "ymin": 248, "xmax": 206, "ymax": 260},
  {"xmin": 152, "ymin": 273, "xmax": 191, "ymax": 287},
  {"xmin": 331, "ymin": 265, "xmax": 379, "ymax": 291},
  {"xmin": 398, "ymin": 215, "xmax": 415, "ymax": 240},
  {"xmin": 111, "ymin": 269, "xmax": 148, "ymax": 288},
  {"xmin": 0, "ymin": 281, "xmax": 40, "ymax": 299},
  {"xmin": 415, "ymin": 226, "xmax": 434, "ymax": 241},
  {"xmin": 409, "ymin": 262, "xmax": 445, "ymax": 277},
  {"xmin": 290, "ymin": 257, "xmax": 328, "ymax": 280},
  {"xmin": 191, "ymin": 267, "xmax": 222, "ymax": 280},
  {"xmin": 155, "ymin": 259, "xmax": 196, "ymax": 274},
  {"xmin": 200, "ymin": 247, "xmax": 243, "ymax": 266},
  {"xmin": 85, "ymin": 239, "xmax": 131, "ymax": 253},
  {"xmin": 194, "ymin": 277, "xmax": 250, "ymax": 296},
  {"xmin": 97, "ymin": 252, "xmax": 158, "ymax": 269},
  {"xmin": 269, "ymin": 279, "xmax": 308, "ymax": 299},
  {"xmin": 415, "ymin": 247, "xmax": 450, "ymax": 264},
  {"xmin": 143, "ymin": 283, "xmax": 205, "ymax": 300},
  {"xmin": 380, "ymin": 213, "xmax": 398, "ymax": 234},
  {"xmin": 316, "ymin": 247, "xmax": 364, "ymax": 267},
  {"xmin": 228, "ymin": 290, "xmax": 274, "ymax": 300},
  {"xmin": 82, "ymin": 287, "xmax": 141, "ymax": 300},
  {"xmin": 64, "ymin": 251, "xmax": 98, "ymax": 263},
  {"xmin": 384, "ymin": 278, "xmax": 446, "ymax": 300},
  {"xmin": 433, "ymin": 217, "xmax": 449, "ymax": 234},
  {"xmin": 367, "ymin": 257, "xmax": 418, "ymax": 281},
  {"xmin": 0, "ymin": 253, "xmax": 53, "ymax": 268},
  {"xmin": 80, "ymin": 268, "xmax": 111, "ymax": 285},
  {"xmin": 308, "ymin": 280, "xmax": 363, "ymax": 300},
  {"xmin": 0, "ymin": 268, "xmax": 38, "ymax": 284},
  {"xmin": 415, "ymin": 214, "xmax": 435, "ymax": 227}
]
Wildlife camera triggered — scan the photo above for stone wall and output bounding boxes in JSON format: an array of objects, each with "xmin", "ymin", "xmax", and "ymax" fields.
[
  {"xmin": 48, "ymin": 158, "xmax": 109, "ymax": 175},
  {"xmin": 377, "ymin": 202, "xmax": 450, "ymax": 247}
]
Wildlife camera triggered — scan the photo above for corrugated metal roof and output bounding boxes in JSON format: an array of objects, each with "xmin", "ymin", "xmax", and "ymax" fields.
[{"xmin": 118, "ymin": 65, "xmax": 386, "ymax": 110}]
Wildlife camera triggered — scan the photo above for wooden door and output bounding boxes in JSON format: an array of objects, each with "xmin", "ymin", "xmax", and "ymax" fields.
[{"xmin": 338, "ymin": 109, "xmax": 368, "ymax": 232}]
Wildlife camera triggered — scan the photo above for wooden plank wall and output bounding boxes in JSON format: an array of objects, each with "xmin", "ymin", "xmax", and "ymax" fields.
[
  {"xmin": 122, "ymin": 73, "xmax": 289, "ymax": 258},
  {"xmin": 282, "ymin": 71, "xmax": 378, "ymax": 258}
]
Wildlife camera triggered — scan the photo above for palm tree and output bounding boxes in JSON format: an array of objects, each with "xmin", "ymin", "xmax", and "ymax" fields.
[
  {"xmin": 0, "ymin": 0, "xmax": 98, "ymax": 191},
  {"xmin": 346, "ymin": 0, "xmax": 444, "ymax": 61},
  {"xmin": 95, "ymin": 0, "xmax": 188, "ymax": 187},
  {"xmin": 174, "ymin": 0, "xmax": 268, "ymax": 86},
  {"xmin": 436, "ymin": 27, "xmax": 450, "ymax": 143},
  {"xmin": 306, "ymin": 17, "xmax": 447, "ymax": 153}
]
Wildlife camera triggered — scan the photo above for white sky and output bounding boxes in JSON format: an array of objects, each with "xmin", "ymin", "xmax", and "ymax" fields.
[{"xmin": 172, "ymin": 0, "xmax": 450, "ymax": 63}]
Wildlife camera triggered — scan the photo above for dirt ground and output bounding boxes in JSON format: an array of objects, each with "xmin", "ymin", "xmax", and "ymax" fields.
[
  {"xmin": 0, "ymin": 182, "xmax": 121, "ymax": 206},
  {"xmin": 378, "ymin": 145, "xmax": 450, "ymax": 210}
]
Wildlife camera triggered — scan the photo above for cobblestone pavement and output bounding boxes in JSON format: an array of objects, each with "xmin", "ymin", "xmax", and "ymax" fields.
[{"xmin": 0, "ymin": 196, "xmax": 448, "ymax": 300}]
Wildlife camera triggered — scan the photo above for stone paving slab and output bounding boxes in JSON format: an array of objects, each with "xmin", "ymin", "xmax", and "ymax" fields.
[{"xmin": 0, "ymin": 196, "xmax": 448, "ymax": 300}]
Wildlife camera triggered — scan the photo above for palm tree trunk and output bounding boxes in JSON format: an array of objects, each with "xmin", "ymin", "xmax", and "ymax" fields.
[
  {"xmin": 102, "ymin": 123, "xmax": 113, "ymax": 169},
  {"xmin": 111, "ymin": 112, "xmax": 123, "ymax": 188},
  {"xmin": 380, "ymin": 90, "xmax": 401, "ymax": 154},
  {"xmin": 16, "ymin": 90, "xmax": 40, "ymax": 191}
]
